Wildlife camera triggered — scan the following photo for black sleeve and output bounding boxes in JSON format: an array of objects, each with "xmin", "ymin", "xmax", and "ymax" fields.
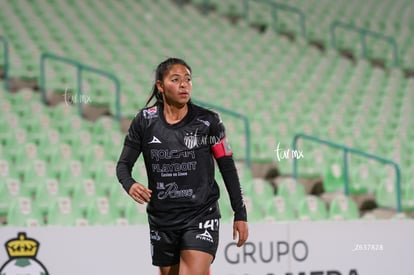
[
  {"xmin": 209, "ymin": 112, "xmax": 247, "ymax": 221},
  {"xmin": 216, "ymin": 156, "xmax": 247, "ymax": 221},
  {"xmin": 116, "ymin": 112, "xmax": 144, "ymax": 193},
  {"xmin": 116, "ymin": 144, "xmax": 141, "ymax": 193}
]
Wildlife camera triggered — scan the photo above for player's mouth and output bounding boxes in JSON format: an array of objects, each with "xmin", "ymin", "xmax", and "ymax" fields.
[{"xmin": 179, "ymin": 92, "xmax": 190, "ymax": 97}]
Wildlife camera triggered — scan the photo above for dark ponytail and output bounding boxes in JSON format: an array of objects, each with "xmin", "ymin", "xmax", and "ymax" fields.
[{"xmin": 145, "ymin": 57, "xmax": 192, "ymax": 107}]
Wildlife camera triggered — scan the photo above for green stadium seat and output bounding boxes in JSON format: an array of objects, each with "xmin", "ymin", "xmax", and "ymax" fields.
[
  {"xmin": 100, "ymin": 131, "xmax": 124, "ymax": 161},
  {"xmin": 14, "ymin": 142, "xmax": 39, "ymax": 177},
  {"xmin": 0, "ymin": 177, "xmax": 28, "ymax": 217},
  {"xmin": 246, "ymin": 0, "xmax": 272, "ymax": 28},
  {"xmin": 375, "ymin": 178, "xmax": 398, "ymax": 210},
  {"xmin": 37, "ymin": 129, "xmax": 61, "ymax": 163},
  {"xmin": 48, "ymin": 143, "xmax": 76, "ymax": 178},
  {"xmin": 215, "ymin": 0, "xmax": 244, "ymax": 18},
  {"xmin": 0, "ymin": 159, "xmax": 19, "ymax": 180},
  {"xmin": 71, "ymin": 178, "xmax": 98, "ymax": 217},
  {"xmin": 297, "ymin": 195, "xmax": 328, "ymax": 221},
  {"xmin": 348, "ymin": 157, "xmax": 378, "ymax": 194},
  {"xmin": 244, "ymin": 195, "xmax": 265, "ymax": 222},
  {"xmin": 55, "ymin": 114, "xmax": 88, "ymax": 137},
  {"xmin": 264, "ymin": 195, "xmax": 297, "ymax": 222},
  {"xmin": 4, "ymin": 128, "xmax": 29, "ymax": 163},
  {"xmin": 59, "ymin": 160, "xmax": 85, "ymax": 196},
  {"xmin": 108, "ymin": 182, "xmax": 132, "ymax": 218},
  {"xmin": 33, "ymin": 178, "xmax": 62, "ymax": 217},
  {"xmin": 7, "ymin": 197, "xmax": 44, "ymax": 227},
  {"xmin": 0, "ymin": 144, "xmax": 6, "ymax": 160},
  {"xmin": 65, "ymin": 130, "xmax": 94, "ymax": 158},
  {"xmin": 323, "ymin": 163, "xmax": 344, "ymax": 193},
  {"xmin": 276, "ymin": 178, "xmax": 306, "ymax": 211},
  {"xmin": 21, "ymin": 159, "xmax": 50, "ymax": 196},
  {"xmin": 48, "ymin": 103, "xmax": 79, "ymax": 122},
  {"xmin": 124, "ymin": 200, "xmax": 148, "ymax": 225},
  {"xmin": 93, "ymin": 160, "xmax": 117, "ymax": 197},
  {"xmin": 92, "ymin": 116, "xmax": 120, "ymax": 137},
  {"xmin": 47, "ymin": 197, "xmax": 86, "ymax": 226},
  {"xmin": 328, "ymin": 194, "xmax": 360, "ymax": 220},
  {"xmin": 85, "ymin": 196, "xmax": 119, "ymax": 226},
  {"xmin": 402, "ymin": 181, "xmax": 414, "ymax": 212},
  {"xmin": 78, "ymin": 144, "xmax": 108, "ymax": 177},
  {"xmin": 251, "ymin": 178, "xmax": 275, "ymax": 202}
]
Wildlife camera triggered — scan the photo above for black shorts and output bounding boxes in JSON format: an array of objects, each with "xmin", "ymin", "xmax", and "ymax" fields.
[{"xmin": 150, "ymin": 205, "xmax": 220, "ymax": 267}]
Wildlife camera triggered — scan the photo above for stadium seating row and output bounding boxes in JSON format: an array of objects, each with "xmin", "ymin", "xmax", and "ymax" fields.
[
  {"xmin": 192, "ymin": 0, "xmax": 414, "ymax": 70},
  {"xmin": 0, "ymin": 0, "xmax": 412, "ymax": 165},
  {"xmin": 1, "ymin": 0, "xmax": 413, "ymax": 225}
]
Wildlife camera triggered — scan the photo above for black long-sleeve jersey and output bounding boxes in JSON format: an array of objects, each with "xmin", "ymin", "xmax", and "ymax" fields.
[{"xmin": 116, "ymin": 102, "xmax": 247, "ymax": 229}]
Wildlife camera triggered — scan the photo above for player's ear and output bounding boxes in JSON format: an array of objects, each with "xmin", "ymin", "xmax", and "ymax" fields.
[{"xmin": 156, "ymin": 80, "xmax": 164, "ymax": 93}]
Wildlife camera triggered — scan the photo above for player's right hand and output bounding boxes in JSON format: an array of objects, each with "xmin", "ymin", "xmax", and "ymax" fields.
[{"xmin": 129, "ymin": 182, "xmax": 152, "ymax": 204}]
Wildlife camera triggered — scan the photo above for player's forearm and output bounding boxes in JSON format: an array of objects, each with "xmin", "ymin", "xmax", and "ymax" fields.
[
  {"xmin": 116, "ymin": 145, "xmax": 140, "ymax": 193},
  {"xmin": 216, "ymin": 156, "xmax": 247, "ymax": 221}
]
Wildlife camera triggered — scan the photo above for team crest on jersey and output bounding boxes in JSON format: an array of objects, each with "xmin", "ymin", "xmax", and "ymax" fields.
[
  {"xmin": 184, "ymin": 129, "xmax": 199, "ymax": 149},
  {"xmin": 143, "ymin": 106, "xmax": 158, "ymax": 119}
]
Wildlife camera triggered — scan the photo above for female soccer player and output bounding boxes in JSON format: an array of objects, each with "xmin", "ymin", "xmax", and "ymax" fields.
[{"xmin": 116, "ymin": 57, "xmax": 248, "ymax": 275}]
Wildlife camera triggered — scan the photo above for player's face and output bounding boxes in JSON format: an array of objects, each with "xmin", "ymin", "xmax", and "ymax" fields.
[{"xmin": 157, "ymin": 64, "xmax": 192, "ymax": 106}]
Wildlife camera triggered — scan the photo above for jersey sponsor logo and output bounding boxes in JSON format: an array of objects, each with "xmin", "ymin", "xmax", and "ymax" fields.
[
  {"xmin": 143, "ymin": 106, "xmax": 158, "ymax": 119},
  {"xmin": 152, "ymin": 162, "xmax": 197, "ymax": 176},
  {"xmin": 156, "ymin": 182, "xmax": 165, "ymax": 189},
  {"xmin": 148, "ymin": 136, "xmax": 161, "ymax": 144},
  {"xmin": 184, "ymin": 129, "xmax": 199, "ymax": 149},
  {"xmin": 150, "ymin": 149, "xmax": 196, "ymax": 161},
  {"xmin": 157, "ymin": 182, "xmax": 194, "ymax": 200}
]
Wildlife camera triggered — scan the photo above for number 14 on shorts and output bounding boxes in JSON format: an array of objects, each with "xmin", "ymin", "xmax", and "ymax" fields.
[{"xmin": 199, "ymin": 219, "xmax": 219, "ymax": 231}]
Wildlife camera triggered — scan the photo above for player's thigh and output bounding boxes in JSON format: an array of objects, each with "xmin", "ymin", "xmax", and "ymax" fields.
[
  {"xmin": 159, "ymin": 264, "xmax": 179, "ymax": 275},
  {"xmin": 179, "ymin": 250, "xmax": 213, "ymax": 275}
]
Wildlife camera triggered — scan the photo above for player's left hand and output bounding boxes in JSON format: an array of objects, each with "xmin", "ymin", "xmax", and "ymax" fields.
[{"xmin": 233, "ymin": 220, "xmax": 248, "ymax": 247}]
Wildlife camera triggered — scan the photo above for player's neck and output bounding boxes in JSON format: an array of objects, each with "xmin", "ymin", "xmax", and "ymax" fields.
[{"xmin": 163, "ymin": 102, "xmax": 188, "ymax": 124}]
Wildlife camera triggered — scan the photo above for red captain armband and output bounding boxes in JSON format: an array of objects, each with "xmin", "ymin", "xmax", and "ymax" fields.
[{"xmin": 211, "ymin": 136, "xmax": 233, "ymax": 159}]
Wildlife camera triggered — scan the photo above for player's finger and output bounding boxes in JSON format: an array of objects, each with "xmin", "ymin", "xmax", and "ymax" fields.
[
  {"xmin": 130, "ymin": 183, "xmax": 152, "ymax": 202},
  {"xmin": 237, "ymin": 227, "xmax": 248, "ymax": 247},
  {"xmin": 139, "ymin": 190, "xmax": 151, "ymax": 202},
  {"xmin": 133, "ymin": 193, "xmax": 145, "ymax": 204},
  {"xmin": 139, "ymin": 187, "xmax": 152, "ymax": 202}
]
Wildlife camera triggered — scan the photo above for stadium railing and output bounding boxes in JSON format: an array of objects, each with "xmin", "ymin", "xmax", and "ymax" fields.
[
  {"xmin": 242, "ymin": 0, "xmax": 306, "ymax": 36},
  {"xmin": 0, "ymin": 35, "xmax": 9, "ymax": 90},
  {"xmin": 39, "ymin": 52, "xmax": 121, "ymax": 120},
  {"xmin": 330, "ymin": 20, "xmax": 400, "ymax": 67},
  {"xmin": 193, "ymin": 99, "xmax": 251, "ymax": 168},
  {"xmin": 292, "ymin": 133, "xmax": 402, "ymax": 212}
]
